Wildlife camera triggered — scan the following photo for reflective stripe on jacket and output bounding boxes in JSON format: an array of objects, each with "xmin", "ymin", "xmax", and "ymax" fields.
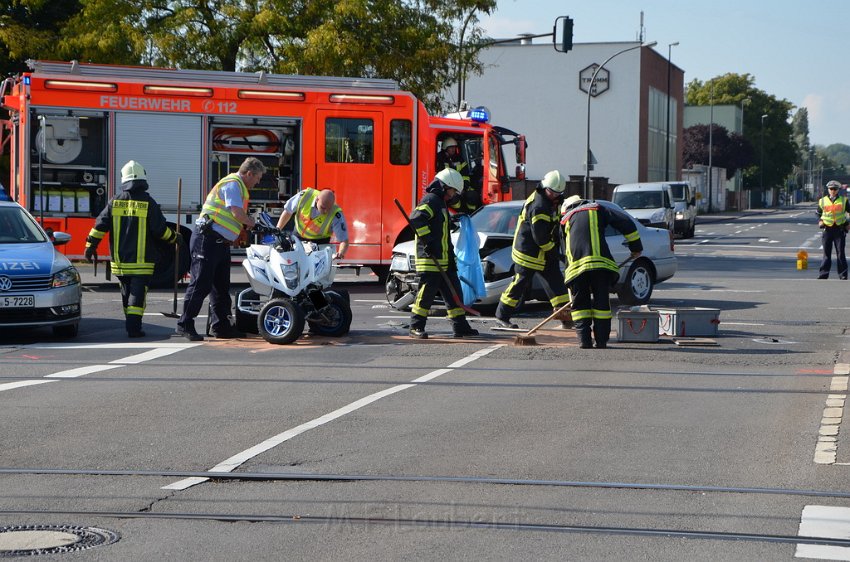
[
  {"xmin": 562, "ymin": 202, "xmax": 642, "ymax": 285},
  {"xmin": 819, "ymin": 195, "xmax": 849, "ymax": 226},
  {"xmin": 411, "ymin": 189, "xmax": 452, "ymax": 272},
  {"xmin": 201, "ymin": 173, "xmax": 249, "ymax": 236},
  {"xmin": 511, "ymin": 190, "xmax": 560, "ymax": 271},
  {"xmin": 86, "ymin": 181, "xmax": 176, "ymax": 276},
  {"xmin": 294, "ymin": 188, "xmax": 341, "ymax": 240}
]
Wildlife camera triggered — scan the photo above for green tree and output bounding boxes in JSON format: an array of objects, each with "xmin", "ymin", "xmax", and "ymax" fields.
[
  {"xmin": 686, "ymin": 73, "xmax": 796, "ymax": 190},
  {"xmin": 791, "ymin": 108, "xmax": 811, "ymax": 168},
  {"xmin": 0, "ymin": 0, "xmax": 82, "ymax": 76},
  {"xmin": 56, "ymin": 0, "xmax": 497, "ymax": 113}
]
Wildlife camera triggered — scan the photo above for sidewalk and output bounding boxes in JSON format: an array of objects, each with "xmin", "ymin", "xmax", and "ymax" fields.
[{"xmin": 695, "ymin": 202, "xmax": 809, "ymax": 224}]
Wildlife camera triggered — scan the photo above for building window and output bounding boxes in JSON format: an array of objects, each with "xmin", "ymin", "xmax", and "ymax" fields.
[
  {"xmin": 647, "ymin": 87, "xmax": 677, "ymax": 181},
  {"xmin": 389, "ymin": 119, "xmax": 411, "ymax": 165},
  {"xmin": 325, "ymin": 118, "xmax": 373, "ymax": 163}
]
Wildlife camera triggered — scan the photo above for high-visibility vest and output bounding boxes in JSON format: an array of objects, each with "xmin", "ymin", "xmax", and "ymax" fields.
[
  {"xmin": 819, "ymin": 195, "xmax": 848, "ymax": 226},
  {"xmin": 294, "ymin": 188, "xmax": 340, "ymax": 240},
  {"xmin": 201, "ymin": 173, "xmax": 249, "ymax": 236}
]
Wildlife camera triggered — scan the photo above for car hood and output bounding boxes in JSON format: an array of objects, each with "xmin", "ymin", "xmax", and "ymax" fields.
[
  {"xmin": 0, "ymin": 243, "xmax": 71, "ymax": 276},
  {"xmin": 392, "ymin": 231, "xmax": 504, "ymax": 256}
]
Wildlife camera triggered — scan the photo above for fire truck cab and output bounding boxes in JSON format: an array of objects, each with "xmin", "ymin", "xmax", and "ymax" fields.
[{"xmin": 1, "ymin": 60, "xmax": 525, "ymax": 284}]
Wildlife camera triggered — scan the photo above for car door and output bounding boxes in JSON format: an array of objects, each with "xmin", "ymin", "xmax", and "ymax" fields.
[{"xmin": 316, "ymin": 110, "xmax": 383, "ymax": 258}]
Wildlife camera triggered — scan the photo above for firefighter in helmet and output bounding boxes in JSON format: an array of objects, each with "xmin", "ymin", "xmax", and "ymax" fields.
[
  {"xmin": 495, "ymin": 170, "xmax": 571, "ymax": 329},
  {"xmin": 437, "ymin": 136, "xmax": 482, "ymax": 213},
  {"xmin": 561, "ymin": 195, "xmax": 642, "ymax": 349},
  {"xmin": 85, "ymin": 161, "xmax": 178, "ymax": 338},
  {"xmin": 408, "ymin": 167, "xmax": 479, "ymax": 339},
  {"xmin": 816, "ymin": 180, "xmax": 850, "ymax": 279}
]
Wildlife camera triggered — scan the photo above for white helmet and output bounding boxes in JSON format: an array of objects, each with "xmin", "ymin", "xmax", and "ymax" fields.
[
  {"xmin": 541, "ymin": 170, "xmax": 566, "ymax": 193},
  {"xmin": 436, "ymin": 168, "xmax": 464, "ymax": 192},
  {"xmin": 442, "ymin": 137, "xmax": 458, "ymax": 150},
  {"xmin": 121, "ymin": 160, "xmax": 146, "ymax": 183},
  {"xmin": 561, "ymin": 194, "xmax": 583, "ymax": 214}
]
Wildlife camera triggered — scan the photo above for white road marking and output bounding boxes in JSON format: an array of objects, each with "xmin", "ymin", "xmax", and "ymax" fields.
[
  {"xmin": 0, "ymin": 380, "xmax": 56, "ymax": 392},
  {"xmin": 813, "ymin": 363, "xmax": 849, "ymax": 465},
  {"xmin": 163, "ymin": 344, "xmax": 505, "ymax": 491},
  {"xmin": 46, "ymin": 365, "xmax": 123, "ymax": 378},
  {"xmin": 0, "ymin": 343, "xmax": 200, "ymax": 394},
  {"xmin": 796, "ymin": 505, "xmax": 850, "ymax": 560}
]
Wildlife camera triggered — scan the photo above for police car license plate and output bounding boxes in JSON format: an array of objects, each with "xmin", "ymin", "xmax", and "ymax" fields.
[{"xmin": 1, "ymin": 295, "xmax": 34, "ymax": 308}]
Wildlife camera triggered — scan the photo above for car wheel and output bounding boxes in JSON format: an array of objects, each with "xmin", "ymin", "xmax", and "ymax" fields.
[
  {"xmin": 617, "ymin": 259, "xmax": 655, "ymax": 305},
  {"xmin": 258, "ymin": 298, "xmax": 305, "ymax": 344},
  {"xmin": 53, "ymin": 322, "xmax": 79, "ymax": 338}
]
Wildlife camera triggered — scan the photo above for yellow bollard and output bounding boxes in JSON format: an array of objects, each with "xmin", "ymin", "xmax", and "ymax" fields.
[{"xmin": 797, "ymin": 249, "xmax": 808, "ymax": 270}]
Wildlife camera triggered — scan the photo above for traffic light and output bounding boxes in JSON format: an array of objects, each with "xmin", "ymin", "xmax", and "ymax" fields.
[{"xmin": 554, "ymin": 16, "xmax": 573, "ymax": 53}]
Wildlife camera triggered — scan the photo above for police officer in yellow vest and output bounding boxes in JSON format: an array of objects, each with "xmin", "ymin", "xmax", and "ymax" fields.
[
  {"xmin": 176, "ymin": 157, "xmax": 264, "ymax": 341},
  {"xmin": 276, "ymin": 188, "xmax": 349, "ymax": 260},
  {"xmin": 817, "ymin": 180, "xmax": 850, "ymax": 280},
  {"xmin": 85, "ymin": 160, "xmax": 177, "ymax": 338}
]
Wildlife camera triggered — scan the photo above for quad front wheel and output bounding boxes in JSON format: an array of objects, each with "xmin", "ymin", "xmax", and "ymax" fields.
[{"xmin": 258, "ymin": 298, "xmax": 305, "ymax": 344}]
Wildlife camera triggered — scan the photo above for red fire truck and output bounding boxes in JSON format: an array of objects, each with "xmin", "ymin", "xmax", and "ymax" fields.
[{"xmin": 0, "ymin": 60, "xmax": 526, "ymax": 283}]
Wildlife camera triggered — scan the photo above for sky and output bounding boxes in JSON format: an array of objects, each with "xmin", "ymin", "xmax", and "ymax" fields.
[{"xmin": 480, "ymin": 0, "xmax": 850, "ymax": 147}]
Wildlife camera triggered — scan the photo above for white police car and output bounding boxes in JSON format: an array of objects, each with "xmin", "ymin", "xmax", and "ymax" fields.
[{"xmin": 0, "ymin": 201, "xmax": 81, "ymax": 337}]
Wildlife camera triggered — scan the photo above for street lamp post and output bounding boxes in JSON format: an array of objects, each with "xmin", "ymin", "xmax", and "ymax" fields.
[
  {"xmin": 738, "ymin": 97, "xmax": 750, "ymax": 210},
  {"xmin": 665, "ymin": 41, "xmax": 679, "ymax": 181},
  {"xmin": 584, "ymin": 40, "xmax": 657, "ymax": 199},
  {"xmin": 707, "ymin": 84, "xmax": 714, "ymax": 213},
  {"xmin": 760, "ymin": 113, "xmax": 767, "ymax": 206}
]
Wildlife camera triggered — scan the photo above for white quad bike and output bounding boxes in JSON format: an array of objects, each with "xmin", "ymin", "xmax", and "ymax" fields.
[{"xmin": 234, "ymin": 213, "xmax": 352, "ymax": 344}]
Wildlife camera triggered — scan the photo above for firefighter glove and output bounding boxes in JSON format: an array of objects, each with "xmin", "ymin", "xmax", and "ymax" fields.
[{"xmin": 84, "ymin": 245, "xmax": 97, "ymax": 263}]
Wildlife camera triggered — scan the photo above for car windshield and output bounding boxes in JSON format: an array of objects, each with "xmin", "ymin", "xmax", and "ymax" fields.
[
  {"xmin": 669, "ymin": 184, "xmax": 687, "ymax": 201},
  {"xmin": 470, "ymin": 204, "xmax": 521, "ymax": 235},
  {"xmin": 613, "ymin": 191, "xmax": 663, "ymax": 210},
  {"xmin": 0, "ymin": 206, "xmax": 49, "ymax": 243}
]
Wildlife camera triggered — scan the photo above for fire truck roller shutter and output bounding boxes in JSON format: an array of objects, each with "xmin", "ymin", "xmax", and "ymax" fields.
[{"xmin": 115, "ymin": 112, "xmax": 202, "ymax": 287}]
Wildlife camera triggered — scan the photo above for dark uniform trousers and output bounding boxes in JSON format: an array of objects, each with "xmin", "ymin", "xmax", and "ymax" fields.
[
  {"xmin": 117, "ymin": 275, "xmax": 149, "ymax": 334},
  {"xmin": 178, "ymin": 229, "xmax": 233, "ymax": 333},
  {"xmin": 497, "ymin": 258, "xmax": 569, "ymax": 319},
  {"xmin": 570, "ymin": 269, "xmax": 615, "ymax": 347},
  {"xmin": 410, "ymin": 269, "xmax": 470, "ymax": 332},
  {"xmin": 820, "ymin": 225, "xmax": 848, "ymax": 279}
]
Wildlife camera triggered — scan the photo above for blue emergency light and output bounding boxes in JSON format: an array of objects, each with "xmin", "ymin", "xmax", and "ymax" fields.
[
  {"xmin": 23, "ymin": 76, "xmax": 30, "ymax": 86},
  {"xmin": 468, "ymin": 106, "xmax": 490, "ymax": 123}
]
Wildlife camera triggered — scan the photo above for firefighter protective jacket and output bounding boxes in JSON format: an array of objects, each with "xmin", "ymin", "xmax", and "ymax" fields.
[
  {"xmin": 86, "ymin": 180, "xmax": 176, "ymax": 276},
  {"xmin": 562, "ymin": 202, "xmax": 642, "ymax": 286},
  {"xmin": 410, "ymin": 181, "xmax": 453, "ymax": 273},
  {"xmin": 817, "ymin": 195, "xmax": 850, "ymax": 227},
  {"xmin": 511, "ymin": 189, "xmax": 561, "ymax": 271}
]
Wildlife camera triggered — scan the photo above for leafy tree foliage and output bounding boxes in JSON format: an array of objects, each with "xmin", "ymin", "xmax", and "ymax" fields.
[
  {"xmin": 820, "ymin": 143, "xmax": 850, "ymax": 169},
  {"xmin": 686, "ymin": 73, "xmax": 796, "ymax": 190},
  {"xmin": 52, "ymin": 0, "xmax": 496, "ymax": 113},
  {"xmin": 683, "ymin": 124, "xmax": 754, "ymax": 180},
  {"xmin": 791, "ymin": 108, "xmax": 811, "ymax": 168},
  {"xmin": 0, "ymin": 0, "xmax": 82, "ymax": 76}
]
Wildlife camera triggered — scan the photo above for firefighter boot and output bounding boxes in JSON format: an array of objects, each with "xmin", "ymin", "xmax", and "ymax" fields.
[
  {"xmin": 452, "ymin": 317, "xmax": 480, "ymax": 339},
  {"xmin": 409, "ymin": 314, "xmax": 428, "ymax": 339},
  {"xmin": 126, "ymin": 315, "xmax": 145, "ymax": 338},
  {"xmin": 494, "ymin": 303, "xmax": 518, "ymax": 330},
  {"xmin": 594, "ymin": 320, "xmax": 611, "ymax": 349},
  {"xmin": 576, "ymin": 319, "xmax": 593, "ymax": 349}
]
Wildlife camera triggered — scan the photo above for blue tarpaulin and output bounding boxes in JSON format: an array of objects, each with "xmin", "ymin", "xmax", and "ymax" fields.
[{"xmin": 454, "ymin": 215, "xmax": 486, "ymax": 305}]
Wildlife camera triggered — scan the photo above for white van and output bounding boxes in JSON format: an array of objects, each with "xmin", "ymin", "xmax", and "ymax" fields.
[
  {"xmin": 668, "ymin": 181, "xmax": 696, "ymax": 238},
  {"xmin": 611, "ymin": 182, "xmax": 675, "ymax": 232}
]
